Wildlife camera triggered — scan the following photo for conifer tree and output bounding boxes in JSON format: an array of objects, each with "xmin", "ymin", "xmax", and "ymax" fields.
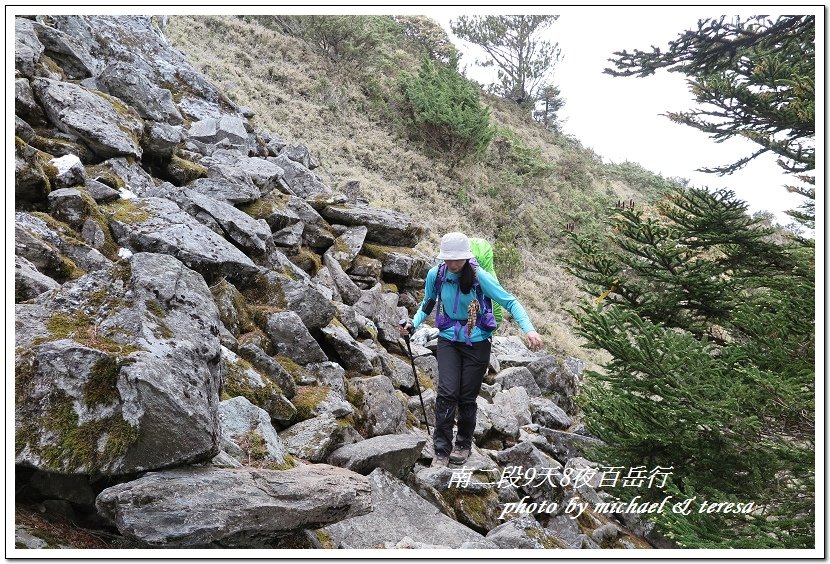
[
  {"xmin": 563, "ymin": 187, "xmax": 814, "ymax": 548},
  {"xmin": 533, "ymin": 84, "xmax": 565, "ymax": 131},
  {"xmin": 399, "ymin": 56, "xmax": 495, "ymax": 168},
  {"xmin": 450, "ymin": 15, "xmax": 563, "ymax": 108},
  {"xmin": 605, "ymin": 15, "xmax": 815, "ymax": 227}
]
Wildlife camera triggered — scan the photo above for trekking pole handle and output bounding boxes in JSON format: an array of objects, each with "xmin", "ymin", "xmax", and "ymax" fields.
[{"xmin": 398, "ymin": 318, "xmax": 412, "ymax": 339}]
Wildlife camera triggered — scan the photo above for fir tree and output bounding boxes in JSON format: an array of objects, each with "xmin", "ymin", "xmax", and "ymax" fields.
[
  {"xmin": 563, "ymin": 187, "xmax": 815, "ymax": 548},
  {"xmin": 605, "ymin": 15, "xmax": 815, "ymax": 227}
]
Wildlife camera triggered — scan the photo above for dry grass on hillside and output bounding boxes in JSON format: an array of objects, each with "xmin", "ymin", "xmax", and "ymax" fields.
[
  {"xmin": 166, "ymin": 16, "xmax": 459, "ymax": 224},
  {"xmin": 165, "ymin": 14, "xmax": 615, "ymax": 362}
]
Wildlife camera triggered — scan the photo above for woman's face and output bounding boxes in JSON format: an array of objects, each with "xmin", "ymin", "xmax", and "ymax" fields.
[{"xmin": 444, "ymin": 259, "xmax": 466, "ymax": 273}]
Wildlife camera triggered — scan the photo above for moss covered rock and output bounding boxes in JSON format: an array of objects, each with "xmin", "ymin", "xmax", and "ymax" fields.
[{"xmin": 15, "ymin": 252, "xmax": 223, "ymax": 475}]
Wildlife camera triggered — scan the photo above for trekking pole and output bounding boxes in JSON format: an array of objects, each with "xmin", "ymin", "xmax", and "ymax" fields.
[{"xmin": 399, "ymin": 320, "xmax": 431, "ymax": 435}]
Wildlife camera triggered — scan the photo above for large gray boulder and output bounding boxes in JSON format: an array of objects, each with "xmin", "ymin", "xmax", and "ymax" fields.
[
  {"xmin": 494, "ymin": 386, "xmax": 532, "ymax": 427},
  {"xmin": 475, "ymin": 394, "xmax": 520, "ymax": 443},
  {"xmin": 240, "ymin": 190, "xmax": 326, "ymax": 232},
  {"xmin": 272, "ymin": 222, "xmax": 303, "ymax": 253},
  {"xmin": 47, "ymin": 187, "xmax": 89, "ymax": 228},
  {"xmin": 94, "ymin": 157, "xmax": 157, "ymax": 196},
  {"xmin": 217, "ymin": 396, "xmax": 291, "ymax": 468},
  {"xmin": 491, "ymin": 440, "xmax": 565, "ymax": 507},
  {"xmin": 486, "ymin": 516, "xmax": 563, "ymax": 549},
  {"xmin": 202, "ymin": 150, "xmax": 286, "ymax": 196},
  {"xmin": 189, "ymin": 116, "xmax": 248, "ymax": 145},
  {"xmin": 347, "ymin": 375, "xmax": 407, "ymax": 437},
  {"xmin": 278, "ymin": 413, "xmax": 341, "ymax": 462},
  {"xmin": 186, "ymin": 173, "xmax": 261, "ymax": 205},
  {"xmin": 15, "ymin": 253, "xmax": 222, "ymax": 475},
  {"xmin": 97, "ymin": 61, "xmax": 183, "ymax": 124},
  {"xmin": 15, "ymin": 139, "xmax": 51, "ymax": 208},
  {"xmin": 322, "ymin": 253, "xmax": 361, "ymax": 305},
  {"xmin": 492, "ymin": 335, "xmax": 537, "ymax": 359},
  {"xmin": 46, "ymin": 15, "xmax": 227, "ymax": 120},
  {"xmin": 14, "ymin": 214, "xmax": 66, "ymax": 282},
  {"xmin": 323, "ymin": 468, "xmax": 497, "ymax": 549},
  {"xmin": 15, "ymin": 111, "xmax": 36, "ymax": 142},
  {"xmin": 95, "ymin": 464, "xmax": 371, "ymax": 547},
  {"xmin": 15, "ymin": 255, "xmax": 60, "ymax": 301},
  {"xmin": 352, "ymin": 283, "xmax": 404, "ymax": 344},
  {"xmin": 222, "ymin": 347, "xmax": 295, "ymax": 423},
  {"xmin": 247, "ymin": 269, "xmax": 336, "ymax": 331},
  {"xmin": 164, "ymin": 189, "xmax": 273, "ymax": 256},
  {"xmin": 377, "ymin": 349, "xmax": 416, "ymax": 391},
  {"xmin": 328, "ymin": 433, "xmax": 426, "ymax": 477},
  {"xmin": 280, "ymin": 276, "xmax": 337, "ymax": 331},
  {"xmin": 237, "ymin": 342, "xmax": 296, "ymax": 399},
  {"xmin": 30, "ymin": 19, "xmax": 100, "ymax": 79},
  {"xmin": 48, "ymin": 156, "xmax": 86, "ymax": 189},
  {"xmin": 494, "ymin": 366, "xmax": 542, "ymax": 397},
  {"xmin": 529, "ymin": 396, "xmax": 572, "ymax": 430},
  {"xmin": 31, "ymin": 78, "xmax": 143, "ymax": 159},
  {"xmin": 281, "ymin": 143, "xmax": 319, "ymax": 169},
  {"xmin": 84, "ymin": 178, "xmax": 120, "ymax": 203},
  {"xmin": 271, "ymin": 154, "xmax": 331, "ymax": 199},
  {"xmin": 324, "ymin": 225, "xmax": 367, "ymax": 270},
  {"xmin": 291, "ymin": 385, "xmax": 353, "ymax": 420},
  {"xmin": 380, "ymin": 250, "xmax": 431, "ymax": 283},
  {"xmin": 264, "ymin": 310, "xmax": 328, "ymax": 365},
  {"xmin": 304, "ymin": 362, "xmax": 347, "ymax": 397},
  {"xmin": 321, "ymin": 204, "xmax": 426, "ymax": 247},
  {"xmin": 15, "ymin": 18, "xmax": 46, "ymax": 78},
  {"xmin": 142, "ymin": 121, "xmax": 185, "ymax": 158},
  {"xmin": 527, "ymin": 355, "xmax": 582, "ymax": 415},
  {"xmin": 320, "ymin": 322, "xmax": 378, "ymax": 375},
  {"xmin": 210, "ymin": 278, "xmax": 255, "ymax": 338},
  {"xmin": 106, "ymin": 196, "xmax": 258, "ymax": 285},
  {"xmin": 530, "ymin": 426, "xmax": 604, "ymax": 463},
  {"xmin": 16, "ymin": 212, "xmax": 111, "ymax": 282}
]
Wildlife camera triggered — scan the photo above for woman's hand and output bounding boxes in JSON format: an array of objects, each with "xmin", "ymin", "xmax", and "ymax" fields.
[
  {"xmin": 525, "ymin": 331, "xmax": 543, "ymax": 351},
  {"xmin": 399, "ymin": 320, "xmax": 413, "ymax": 336}
]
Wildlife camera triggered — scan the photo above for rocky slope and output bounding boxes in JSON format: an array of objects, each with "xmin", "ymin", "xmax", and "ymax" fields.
[{"xmin": 14, "ymin": 15, "xmax": 665, "ymax": 550}]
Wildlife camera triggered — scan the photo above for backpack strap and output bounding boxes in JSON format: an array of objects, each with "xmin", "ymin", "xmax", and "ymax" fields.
[
  {"xmin": 434, "ymin": 263, "xmax": 447, "ymax": 309},
  {"xmin": 475, "ymin": 282, "xmax": 492, "ymax": 315}
]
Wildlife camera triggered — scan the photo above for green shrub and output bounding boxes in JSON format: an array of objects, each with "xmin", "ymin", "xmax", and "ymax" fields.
[
  {"xmin": 493, "ymin": 227, "xmax": 523, "ymax": 280},
  {"xmin": 399, "ymin": 56, "xmax": 495, "ymax": 168},
  {"xmin": 255, "ymin": 15, "xmax": 401, "ymax": 64},
  {"xmin": 606, "ymin": 160, "xmax": 682, "ymax": 199},
  {"xmin": 490, "ymin": 126, "xmax": 554, "ymax": 179}
]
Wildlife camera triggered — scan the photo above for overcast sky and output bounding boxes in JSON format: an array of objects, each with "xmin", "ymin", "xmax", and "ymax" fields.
[{"xmin": 436, "ymin": 6, "xmax": 819, "ymax": 229}]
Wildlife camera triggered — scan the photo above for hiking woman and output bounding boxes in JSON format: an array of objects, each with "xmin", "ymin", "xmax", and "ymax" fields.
[{"xmin": 399, "ymin": 232, "xmax": 543, "ymax": 467}]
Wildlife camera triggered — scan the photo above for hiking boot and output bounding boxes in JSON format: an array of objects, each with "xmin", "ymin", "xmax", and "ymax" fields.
[
  {"xmin": 431, "ymin": 455, "xmax": 449, "ymax": 468},
  {"xmin": 449, "ymin": 446, "xmax": 471, "ymax": 465}
]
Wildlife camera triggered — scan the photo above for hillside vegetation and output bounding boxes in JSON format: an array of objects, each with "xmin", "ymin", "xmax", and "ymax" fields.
[{"xmin": 165, "ymin": 14, "xmax": 677, "ymax": 362}]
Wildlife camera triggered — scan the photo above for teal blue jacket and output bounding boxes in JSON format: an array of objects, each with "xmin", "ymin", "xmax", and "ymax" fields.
[{"xmin": 412, "ymin": 265, "xmax": 535, "ymax": 343}]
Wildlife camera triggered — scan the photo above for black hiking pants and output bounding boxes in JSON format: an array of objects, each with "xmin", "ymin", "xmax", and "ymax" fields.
[{"xmin": 433, "ymin": 337, "xmax": 492, "ymax": 458}]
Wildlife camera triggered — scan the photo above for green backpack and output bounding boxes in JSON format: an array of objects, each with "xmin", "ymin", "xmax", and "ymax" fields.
[{"xmin": 468, "ymin": 237, "xmax": 503, "ymax": 325}]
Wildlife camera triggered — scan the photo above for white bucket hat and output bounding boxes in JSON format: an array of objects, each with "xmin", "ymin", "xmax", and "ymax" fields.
[{"xmin": 437, "ymin": 232, "xmax": 474, "ymax": 260}]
